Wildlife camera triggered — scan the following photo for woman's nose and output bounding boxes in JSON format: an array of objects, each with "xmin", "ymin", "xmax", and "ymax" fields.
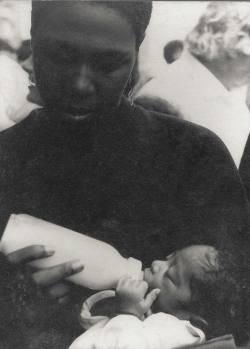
[{"xmin": 74, "ymin": 66, "xmax": 96, "ymax": 95}]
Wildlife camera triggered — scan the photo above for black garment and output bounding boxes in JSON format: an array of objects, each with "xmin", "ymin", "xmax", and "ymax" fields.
[
  {"xmin": 240, "ymin": 134, "xmax": 250, "ymax": 201},
  {"xmin": 0, "ymin": 99, "xmax": 249, "ymax": 348}
]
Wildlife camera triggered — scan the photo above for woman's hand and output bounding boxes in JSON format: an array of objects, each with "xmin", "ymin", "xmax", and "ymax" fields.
[{"xmin": 6, "ymin": 245, "xmax": 84, "ymax": 304}]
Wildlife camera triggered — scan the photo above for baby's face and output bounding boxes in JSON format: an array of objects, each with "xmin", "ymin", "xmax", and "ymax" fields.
[{"xmin": 144, "ymin": 245, "xmax": 217, "ymax": 316}]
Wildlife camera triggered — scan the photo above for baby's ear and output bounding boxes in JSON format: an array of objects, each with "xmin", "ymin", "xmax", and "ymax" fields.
[{"xmin": 189, "ymin": 314, "xmax": 209, "ymax": 333}]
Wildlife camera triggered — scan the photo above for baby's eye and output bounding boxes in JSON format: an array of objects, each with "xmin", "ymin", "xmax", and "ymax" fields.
[
  {"xmin": 163, "ymin": 270, "xmax": 176, "ymax": 285},
  {"xmin": 166, "ymin": 252, "xmax": 176, "ymax": 261}
]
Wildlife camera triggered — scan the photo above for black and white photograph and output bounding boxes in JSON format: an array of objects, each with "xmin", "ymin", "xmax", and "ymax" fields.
[{"xmin": 0, "ymin": 1, "xmax": 250, "ymax": 348}]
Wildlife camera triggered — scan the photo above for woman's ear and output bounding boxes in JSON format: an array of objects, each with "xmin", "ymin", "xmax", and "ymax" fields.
[{"xmin": 124, "ymin": 58, "xmax": 139, "ymax": 100}]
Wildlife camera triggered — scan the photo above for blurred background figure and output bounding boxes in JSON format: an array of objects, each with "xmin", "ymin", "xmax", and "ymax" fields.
[
  {"xmin": 137, "ymin": 2, "xmax": 208, "ymax": 83},
  {"xmin": 163, "ymin": 39, "xmax": 184, "ymax": 64},
  {"xmin": 0, "ymin": 0, "xmax": 36, "ymax": 131},
  {"xmin": 134, "ymin": 38, "xmax": 184, "ymax": 115},
  {"xmin": 17, "ymin": 39, "xmax": 31, "ymax": 62},
  {"xmin": 20, "ymin": 54, "xmax": 43, "ymax": 107},
  {"xmin": 135, "ymin": 2, "xmax": 250, "ymax": 169}
]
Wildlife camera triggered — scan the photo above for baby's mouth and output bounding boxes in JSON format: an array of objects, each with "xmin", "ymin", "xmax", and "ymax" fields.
[
  {"xmin": 28, "ymin": 72, "xmax": 36, "ymax": 86},
  {"xmin": 143, "ymin": 267, "xmax": 151, "ymax": 282}
]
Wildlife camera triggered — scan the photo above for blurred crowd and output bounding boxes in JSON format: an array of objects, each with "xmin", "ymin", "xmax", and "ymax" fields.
[
  {"xmin": 135, "ymin": 2, "xmax": 250, "ymax": 170},
  {"xmin": 0, "ymin": 0, "xmax": 38, "ymax": 130}
]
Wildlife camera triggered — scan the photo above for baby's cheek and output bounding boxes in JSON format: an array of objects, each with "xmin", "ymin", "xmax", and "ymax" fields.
[{"xmin": 151, "ymin": 293, "xmax": 164, "ymax": 313}]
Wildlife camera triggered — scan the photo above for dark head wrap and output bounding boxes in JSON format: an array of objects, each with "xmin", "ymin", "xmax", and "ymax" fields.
[{"xmin": 31, "ymin": 1, "xmax": 152, "ymax": 48}]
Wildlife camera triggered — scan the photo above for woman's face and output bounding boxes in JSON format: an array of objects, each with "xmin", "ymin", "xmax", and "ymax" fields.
[{"xmin": 32, "ymin": 2, "xmax": 137, "ymax": 120}]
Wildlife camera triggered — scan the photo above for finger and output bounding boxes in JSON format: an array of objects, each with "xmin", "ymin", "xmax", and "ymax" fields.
[
  {"xmin": 116, "ymin": 275, "xmax": 131, "ymax": 290},
  {"xmin": 137, "ymin": 280, "xmax": 149, "ymax": 294},
  {"xmin": 32, "ymin": 260, "xmax": 84, "ymax": 286},
  {"xmin": 116, "ymin": 277, "xmax": 125, "ymax": 291},
  {"xmin": 7, "ymin": 245, "xmax": 54, "ymax": 264},
  {"xmin": 47, "ymin": 282, "xmax": 71, "ymax": 299},
  {"xmin": 142, "ymin": 288, "xmax": 161, "ymax": 310}
]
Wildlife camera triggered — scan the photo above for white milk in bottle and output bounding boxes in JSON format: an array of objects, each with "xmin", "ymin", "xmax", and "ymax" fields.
[{"xmin": 1, "ymin": 214, "xmax": 143, "ymax": 290}]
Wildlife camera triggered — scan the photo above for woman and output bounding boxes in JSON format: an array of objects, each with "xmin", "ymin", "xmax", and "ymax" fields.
[{"xmin": 0, "ymin": 1, "xmax": 249, "ymax": 348}]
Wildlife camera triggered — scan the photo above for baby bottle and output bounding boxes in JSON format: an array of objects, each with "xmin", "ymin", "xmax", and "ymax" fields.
[{"xmin": 0, "ymin": 214, "xmax": 143, "ymax": 290}]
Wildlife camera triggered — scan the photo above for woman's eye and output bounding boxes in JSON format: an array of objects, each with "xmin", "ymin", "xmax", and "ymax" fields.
[
  {"xmin": 44, "ymin": 44, "xmax": 76, "ymax": 64},
  {"xmin": 95, "ymin": 60, "xmax": 123, "ymax": 74},
  {"xmin": 55, "ymin": 50, "xmax": 75, "ymax": 64},
  {"xmin": 92, "ymin": 53, "xmax": 129, "ymax": 74}
]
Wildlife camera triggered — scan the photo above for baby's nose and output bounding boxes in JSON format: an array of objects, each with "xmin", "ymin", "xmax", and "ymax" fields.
[{"xmin": 151, "ymin": 260, "xmax": 166, "ymax": 274}]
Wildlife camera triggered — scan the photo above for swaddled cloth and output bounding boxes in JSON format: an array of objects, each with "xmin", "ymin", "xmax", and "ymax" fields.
[{"xmin": 69, "ymin": 291, "xmax": 205, "ymax": 349}]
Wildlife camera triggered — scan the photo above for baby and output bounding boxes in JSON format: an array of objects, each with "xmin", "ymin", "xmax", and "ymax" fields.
[{"xmin": 70, "ymin": 244, "xmax": 249, "ymax": 349}]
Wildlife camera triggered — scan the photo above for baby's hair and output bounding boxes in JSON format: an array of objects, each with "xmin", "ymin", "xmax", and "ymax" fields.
[{"xmin": 188, "ymin": 245, "xmax": 250, "ymax": 345}]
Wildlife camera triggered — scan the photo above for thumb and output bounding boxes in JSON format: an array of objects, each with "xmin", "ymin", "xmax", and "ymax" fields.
[{"xmin": 142, "ymin": 288, "xmax": 161, "ymax": 311}]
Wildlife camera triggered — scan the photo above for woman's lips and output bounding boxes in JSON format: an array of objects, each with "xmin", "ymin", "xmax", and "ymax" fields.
[
  {"xmin": 68, "ymin": 107, "xmax": 98, "ymax": 117},
  {"xmin": 61, "ymin": 110, "xmax": 96, "ymax": 122},
  {"xmin": 68, "ymin": 100, "xmax": 100, "ymax": 114}
]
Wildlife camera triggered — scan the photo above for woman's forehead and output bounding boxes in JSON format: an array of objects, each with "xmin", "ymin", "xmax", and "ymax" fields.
[
  {"xmin": 32, "ymin": 2, "xmax": 136, "ymax": 51},
  {"xmin": 32, "ymin": 0, "xmax": 152, "ymax": 49},
  {"xmin": 32, "ymin": 2, "xmax": 132, "ymax": 34}
]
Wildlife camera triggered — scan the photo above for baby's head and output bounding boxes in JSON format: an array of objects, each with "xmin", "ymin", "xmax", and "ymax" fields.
[{"xmin": 144, "ymin": 244, "xmax": 249, "ymax": 344}]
